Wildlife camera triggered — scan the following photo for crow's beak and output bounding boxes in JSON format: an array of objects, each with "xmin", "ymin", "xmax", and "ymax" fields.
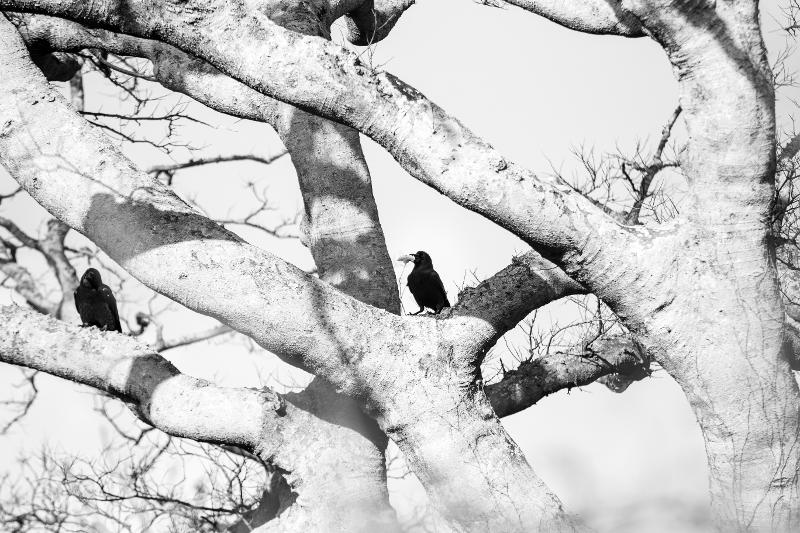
[{"xmin": 397, "ymin": 254, "xmax": 415, "ymax": 263}]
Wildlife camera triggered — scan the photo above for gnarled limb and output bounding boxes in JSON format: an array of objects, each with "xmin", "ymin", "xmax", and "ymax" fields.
[
  {"xmin": 447, "ymin": 250, "xmax": 585, "ymax": 358},
  {"xmin": 0, "ymin": 306, "xmax": 279, "ymax": 447},
  {"xmin": 10, "ymin": 12, "xmax": 400, "ymax": 314},
  {"xmin": 486, "ymin": 335, "xmax": 649, "ymax": 418},
  {"xmin": 0, "ymin": 305, "xmax": 398, "ymax": 532},
  {"xmin": 10, "ymin": 11, "xmax": 403, "ymax": 530},
  {"xmin": 607, "ymin": 3, "xmax": 800, "ymax": 530},
  {"xmin": 0, "ymin": 19, "xmax": 584, "ymax": 532},
  {"xmin": 0, "ymin": 0, "xmax": 640, "ymax": 273},
  {"xmin": 0, "ymin": 17, "xmax": 398, "ymax": 387}
]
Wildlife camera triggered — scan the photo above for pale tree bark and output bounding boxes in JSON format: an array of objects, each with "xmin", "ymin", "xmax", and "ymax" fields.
[
  {"xmin": 0, "ymin": 14, "xmax": 581, "ymax": 532},
  {"xmin": 228, "ymin": 6, "xmax": 402, "ymax": 530},
  {"xmin": 0, "ymin": 0, "xmax": 797, "ymax": 532},
  {"xmin": 621, "ymin": 5, "xmax": 798, "ymax": 532},
  {"xmin": 6, "ymin": 8, "xmax": 404, "ymax": 531},
  {"xmin": 0, "ymin": 306, "xmax": 391, "ymax": 531}
]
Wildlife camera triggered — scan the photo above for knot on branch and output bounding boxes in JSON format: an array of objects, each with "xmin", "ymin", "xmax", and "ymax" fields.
[
  {"xmin": 344, "ymin": 0, "xmax": 416, "ymax": 46},
  {"xmin": 252, "ymin": 388, "xmax": 288, "ymax": 461},
  {"xmin": 586, "ymin": 337, "xmax": 651, "ymax": 393}
]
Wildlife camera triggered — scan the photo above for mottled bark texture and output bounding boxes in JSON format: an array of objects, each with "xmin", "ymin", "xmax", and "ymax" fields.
[
  {"xmin": 0, "ymin": 14, "xmax": 581, "ymax": 533},
  {"xmin": 231, "ymin": 5, "xmax": 402, "ymax": 530},
  {"xmin": 487, "ymin": 335, "xmax": 650, "ymax": 418},
  {"xmin": 0, "ymin": 306, "xmax": 283, "ymax": 449},
  {"xmin": 0, "ymin": 0, "xmax": 796, "ymax": 531},
  {"xmin": 0, "ymin": 306, "xmax": 393, "ymax": 532},
  {"xmin": 619, "ymin": 4, "xmax": 799, "ymax": 532}
]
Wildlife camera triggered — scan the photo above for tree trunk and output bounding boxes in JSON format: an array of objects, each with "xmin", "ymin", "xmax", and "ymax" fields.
[{"xmin": 642, "ymin": 225, "xmax": 799, "ymax": 532}]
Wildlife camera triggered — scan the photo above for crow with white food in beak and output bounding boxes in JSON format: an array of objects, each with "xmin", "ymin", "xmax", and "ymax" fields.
[
  {"xmin": 74, "ymin": 268, "xmax": 122, "ymax": 333},
  {"xmin": 397, "ymin": 251, "xmax": 450, "ymax": 315}
]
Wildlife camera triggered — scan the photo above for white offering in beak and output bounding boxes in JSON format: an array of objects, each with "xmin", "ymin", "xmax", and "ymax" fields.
[{"xmin": 397, "ymin": 254, "xmax": 415, "ymax": 263}]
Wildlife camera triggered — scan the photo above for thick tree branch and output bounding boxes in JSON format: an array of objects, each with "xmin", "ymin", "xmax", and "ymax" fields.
[
  {"xmin": 282, "ymin": 112, "xmax": 401, "ymax": 313},
  {"xmin": 0, "ymin": 18, "xmax": 412, "ymax": 396},
  {"xmin": 448, "ymin": 250, "xmax": 585, "ymax": 356},
  {"xmin": 0, "ymin": 0, "xmax": 639, "ymax": 270},
  {"xmin": 501, "ymin": 0, "xmax": 645, "ymax": 36},
  {"xmin": 629, "ymin": 3, "xmax": 774, "ymax": 230},
  {"xmin": 0, "ymin": 306, "xmax": 281, "ymax": 447},
  {"xmin": 11, "ymin": 13, "xmax": 401, "ymax": 314},
  {"xmin": 0, "ymin": 21, "xmax": 589, "ymax": 530},
  {"xmin": 0, "ymin": 305, "xmax": 401, "ymax": 531},
  {"xmin": 486, "ymin": 335, "xmax": 650, "ymax": 417},
  {"xmin": 6, "ymin": 13, "xmax": 649, "ymax": 373}
]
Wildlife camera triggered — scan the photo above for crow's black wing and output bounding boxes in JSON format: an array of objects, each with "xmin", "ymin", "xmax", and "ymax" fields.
[
  {"xmin": 74, "ymin": 286, "xmax": 93, "ymax": 325},
  {"xmin": 430, "ymin": 270, "xmax": 450, "ymax": 307},
  {"xmin": 100, "ymin": 285, "xmax": 122, "ymax": 333}
]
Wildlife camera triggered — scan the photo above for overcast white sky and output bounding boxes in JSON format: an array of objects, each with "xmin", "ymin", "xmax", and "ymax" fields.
[{"xmin": 1, "ymin": 1, "xmax": 798, "ymax": 531}]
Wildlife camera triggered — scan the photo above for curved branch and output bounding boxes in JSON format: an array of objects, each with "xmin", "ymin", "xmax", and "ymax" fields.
[
  {"xmin": 502, "ymin": 0, "xmax": 645, "ymax": 36},
  {"xmin": 0, "ymin": 16, "xmax": 600, "ymax": 531},
  {"xmin": 0, "ymin": 17, "xmax": 408, "ymax": 395},
  {"xmin": 0, "ymin": 305, "xmax": 281, "ymax": 447},
  {"xmin": 0, "ymin": 306, "xmax": 401, "ymax": 531},
  {"xmin": 486, "ymin": 334, "xmax": 650, "ymax": 417},
  {"xmin": 447, "ymin": 250, "xmax": 585, "ymax": 356},
  {"xmin": 0, "ymin": 0, "xmax": 639, "ymax": 268},
  {"xmin": 0, "ymin": 215, "xmax": 39, "ymax": 248},
  {"xmin": 12, "ymin": 13, "xmax": 401, "ymax": 315}
]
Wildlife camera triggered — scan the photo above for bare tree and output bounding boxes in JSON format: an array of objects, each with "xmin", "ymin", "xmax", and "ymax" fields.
[{"xmin": 0, "ymin": 1, "xmax": 798, "ymax": 532}]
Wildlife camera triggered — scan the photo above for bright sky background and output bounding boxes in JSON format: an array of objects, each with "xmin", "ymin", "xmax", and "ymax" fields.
[{"xmin": 1, "ymin": 1, "xmax": 798, "ymax": 531}]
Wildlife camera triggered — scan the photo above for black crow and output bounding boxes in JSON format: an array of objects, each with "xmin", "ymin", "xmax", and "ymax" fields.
[
  {"xmin": 397, "ymin": 251, "xmax": 450, "ymax": 315},
  {"xmin": 74, "ymin": 268, "xmax": 122, "ymax": 333}
]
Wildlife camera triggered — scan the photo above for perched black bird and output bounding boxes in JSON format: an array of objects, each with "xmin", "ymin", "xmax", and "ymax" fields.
[
  {"xmin": 398, "ymin": 251, "xmax": 451, "ymax": 315},
  {"xmin": 74, "ymin": 268, "xmax": 122, "ymax": 333}
]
